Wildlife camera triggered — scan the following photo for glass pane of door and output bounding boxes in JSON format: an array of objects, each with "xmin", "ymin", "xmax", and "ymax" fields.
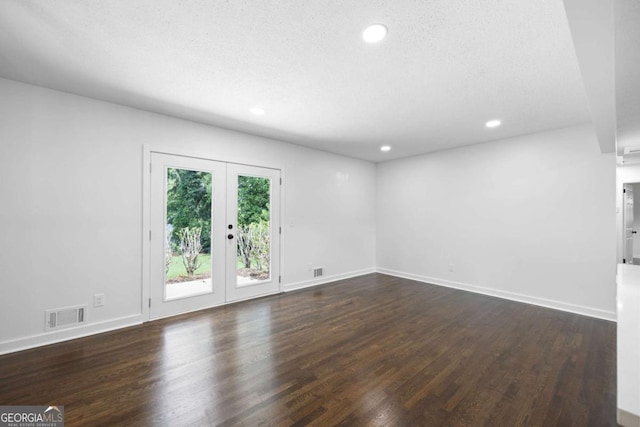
[
  {"xmin": 236, "ymin": 175, "xmax": 271, "ymax": 286},
  {"xmin": 164, "ymin": 167, "xmax": 213, "ymax": 300}
]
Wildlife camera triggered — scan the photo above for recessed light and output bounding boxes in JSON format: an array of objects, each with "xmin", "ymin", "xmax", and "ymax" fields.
[
  {"xmin": 363, "ymin": 24, "xmax": 388, "ymax": 43},
  {"xmin": 250, "ymin": 106, "xmax": 265, "ymax": 116},
  {"xmin": 485, "ymin": 119, "xmax": 501, "ymax": 128},
  {"xmin": 380, "ymin": 145, "xmax": 391, "ymax": 152}
]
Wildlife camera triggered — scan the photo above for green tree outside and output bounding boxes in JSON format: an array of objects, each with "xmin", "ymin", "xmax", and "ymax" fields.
[
  {"xmin": 237, "ymin": 176, "xmax": 270, "ymax": 227},
  {"xmin": 166, "ymin": 169, "xmax": 212, "ymax": 253},
  {"xmin": 237, "ymin": 176, "xmax": 270, "ymax": 269},
  {"xmin": 165, "ymin": 170, "xmax": 271, "ymax": 275}
]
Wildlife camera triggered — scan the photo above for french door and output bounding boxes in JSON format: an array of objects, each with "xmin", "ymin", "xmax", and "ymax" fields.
[
  {"xmin": 149, "ymin": 152, "xmax": 281, "ymax": 319},
  {"xmin": 226, "ymin": 163, "xmax": 281, "ymax": 302}
]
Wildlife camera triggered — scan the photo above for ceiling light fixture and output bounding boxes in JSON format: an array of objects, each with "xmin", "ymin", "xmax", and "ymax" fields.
[
  {"xmin": 380, "ymin": 145, "xmax": 391, "ymax": 152},
  {"xmin": 485, "ymin": 119, "xmax": 501, "ymax": 128},
  {"xmin": 363, "ymin": 24, "xmax": 388, "ymax": 43},
  {"xmin": 250, "ymin": 106, "xmax": 265, "ymax": 116}
]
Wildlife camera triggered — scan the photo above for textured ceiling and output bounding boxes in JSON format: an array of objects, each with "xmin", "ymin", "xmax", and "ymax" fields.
[{"xmin": 0, "ymin": 0, "xmax": 591, "ymax": 162}]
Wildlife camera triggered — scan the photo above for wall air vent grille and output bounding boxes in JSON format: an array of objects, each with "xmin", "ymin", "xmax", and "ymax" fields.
[{"xmin": 45, "ymin": 305, "xmax": 87, "ymax": 331}]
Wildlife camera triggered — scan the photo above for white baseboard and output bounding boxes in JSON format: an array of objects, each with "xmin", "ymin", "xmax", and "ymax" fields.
[
  {"xmin": 618, "ymin": 408, "xmax": 640, "ymax": 427},
  {"xmin": 284, "ymin": 267, "xmax": 376, "ymax": 292},
  {"xmin": 377, "ymin": 268, "xmax": 617, "ymax": 322},
  {"xmin": 1, "ymin": 267, "xmax": 615, "ymax": 354},
  {"xmin": 0, "ymin": 269, "xmax": 377, "ymax": 355},
  {"xmin": 0, "ymin": 314, "xmax": 143, "ymax": 355}
]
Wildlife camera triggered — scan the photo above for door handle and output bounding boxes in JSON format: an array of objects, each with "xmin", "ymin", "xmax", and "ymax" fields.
[{"xmin": 227, "ymin": 234, "xmax": 234, "ymax": 240}]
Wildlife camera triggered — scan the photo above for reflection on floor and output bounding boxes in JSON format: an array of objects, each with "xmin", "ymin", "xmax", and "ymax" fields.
[{"xmin": 0, "ymin": 274, "xmax": 618, "ymax": 425}]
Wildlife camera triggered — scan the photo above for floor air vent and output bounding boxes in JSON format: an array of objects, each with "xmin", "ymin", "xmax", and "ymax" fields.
[
  {"xmin": 45, "ymin": 305, "xmax": 87, "ymax": 331},
  {"xmin": 313, "ymin": 267, "xmax": 324, "ymax": 278}
]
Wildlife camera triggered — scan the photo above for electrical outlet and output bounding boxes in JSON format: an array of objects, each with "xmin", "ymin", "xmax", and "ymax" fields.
[
  {"xmin": 448, "ymin": 263, "xmax": 454, "ymax": 272},
  {"xmin": 94, "ymin": 293, "xmax": 105, "ymax": 307}
]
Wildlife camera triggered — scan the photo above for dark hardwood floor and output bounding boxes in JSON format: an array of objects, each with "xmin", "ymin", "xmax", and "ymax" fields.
[{"xmin": 0, "ymin": 274, "xmax": 617, "ymax": 426}]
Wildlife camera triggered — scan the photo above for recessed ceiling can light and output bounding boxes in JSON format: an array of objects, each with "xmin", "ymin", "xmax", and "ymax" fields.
[
  {"xmin": 485, "ymin": 119, "xmax": 501, "ymax": 128},
  {"xmin": 250, "ymin": 106, "xmax": 265, "ymax": 116},
  {"xmin": 380, "ymin": 145, "xmax": 391, "ymax": 152},
  {"xmin": 363, "ymin": 24, "xmax": 388, "ymax": 43}
]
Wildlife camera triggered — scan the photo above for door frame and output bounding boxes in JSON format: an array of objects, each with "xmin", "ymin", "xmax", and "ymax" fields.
[
  {"xmin": 616, "ymin": 163, "xmax": 640, "ymax": 264},
  {"xmin": 623, "ymin": 184, "xmax": 635, "ymax": 264},
  {"xmin": 141, "ymin": 145, "xmax": 285, "ymax": 321}
]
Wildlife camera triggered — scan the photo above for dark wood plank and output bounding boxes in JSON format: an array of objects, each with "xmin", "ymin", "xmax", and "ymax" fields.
[{"xmin": 0, "ymin": 274, "xmax": 617, "ymax": 426}]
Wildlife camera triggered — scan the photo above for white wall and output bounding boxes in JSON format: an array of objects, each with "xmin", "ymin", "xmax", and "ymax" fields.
[
  {"xmin": 0, "ymin": 78, "xmax": 376, "ymax": 353},
  {"xmin": 615, "ymin": 163, "xmax": 640, "ymax": 424},
  {"xmin": 616, "ymin": 265, "xmax": 640, "ymax": 423},
  {"xmin": 0, "ymin": 75, "xmax": 619, "ymax": 355},
  {"xmin": 377, "ymin": 125, "xmax": 617, "ymax": 319}
]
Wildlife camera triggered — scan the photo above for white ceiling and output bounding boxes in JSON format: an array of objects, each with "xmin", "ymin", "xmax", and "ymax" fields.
[{"xmin": 0, "ymin": 0, "xmax": 593, "ymax": 162}]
